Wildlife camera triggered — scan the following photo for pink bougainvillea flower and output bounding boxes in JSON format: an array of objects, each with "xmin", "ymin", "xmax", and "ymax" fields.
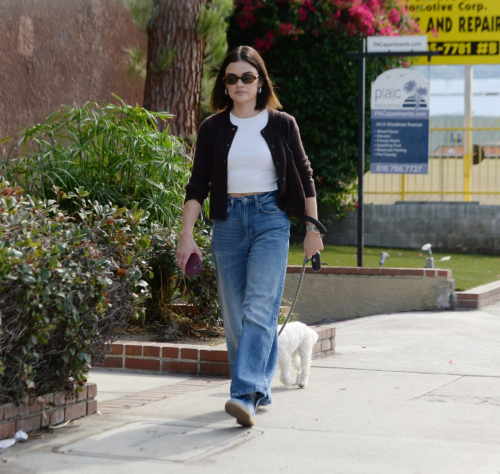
[{"xmin": 388, "ymin": 8, "xmax": 401, "ymax": 24}]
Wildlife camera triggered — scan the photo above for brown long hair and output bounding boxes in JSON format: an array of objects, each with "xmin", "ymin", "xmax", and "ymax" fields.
[{"xmin": 211, "ymin": 45, "xmax": 282, "ymax": 112}]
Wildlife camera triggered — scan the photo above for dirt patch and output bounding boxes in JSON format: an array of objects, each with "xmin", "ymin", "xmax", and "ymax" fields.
[{"xmin": 116, "ymin": 327, "xmax": 226, "ymax": 346}]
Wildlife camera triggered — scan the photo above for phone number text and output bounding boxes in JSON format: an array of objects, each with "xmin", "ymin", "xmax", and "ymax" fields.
[
  {"xmin": 372, "ymin": 164, "xmax": 426, "ymax": 174},
  {"xmin": 429, "ymin": 41, "xmax": 499, "ymax": 56}
]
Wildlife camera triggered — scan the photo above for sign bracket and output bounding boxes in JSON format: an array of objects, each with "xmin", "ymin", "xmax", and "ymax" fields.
[{"xmin": 346, "ymin": 42, "xmax": 441, "ymax": 267}]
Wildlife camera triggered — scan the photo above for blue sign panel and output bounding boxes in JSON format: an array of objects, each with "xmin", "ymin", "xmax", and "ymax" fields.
[{"xmin": 370, "ymin": 69, "xmax": 430, "ymax": 174}]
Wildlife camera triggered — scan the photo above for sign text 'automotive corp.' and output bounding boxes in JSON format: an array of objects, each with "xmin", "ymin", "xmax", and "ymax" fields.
[{"xmin": 406, "ymin": 0, "xmax": 500, "ymax": 65}]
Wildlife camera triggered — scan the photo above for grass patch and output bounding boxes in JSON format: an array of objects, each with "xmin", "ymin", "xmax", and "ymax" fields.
[{"xmin": 288, "ymin": 245, "xmax": 500, "ymax": 292}]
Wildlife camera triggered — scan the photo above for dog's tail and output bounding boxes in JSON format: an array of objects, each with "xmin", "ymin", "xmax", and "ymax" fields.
[{"xmin": 310, "ymin": 328, "xmax": 319, "ymax": 345}]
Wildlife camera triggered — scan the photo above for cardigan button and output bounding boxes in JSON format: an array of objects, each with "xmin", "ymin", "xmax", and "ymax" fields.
[
  {"xmin": 275, "ymin": 161, "xmax": 280, "ymax": 166},
  {"xmin": 282, "ymin": 177, "xmax": 286, "ymax": 182}
]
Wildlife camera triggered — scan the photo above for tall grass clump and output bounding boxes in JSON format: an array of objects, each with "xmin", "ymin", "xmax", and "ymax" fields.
[{"xmin": 2, "ymin": 96, "xmax": 190, "ymax": 227}]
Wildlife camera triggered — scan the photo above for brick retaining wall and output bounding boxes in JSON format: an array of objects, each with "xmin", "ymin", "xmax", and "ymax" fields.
[
  {"xmin": 0, "ymin": 383, "xmax": 97, "ymax": 440},
  {"xmin": 99, "ymin": 324, "xmax": 336, "ymax": 375}
]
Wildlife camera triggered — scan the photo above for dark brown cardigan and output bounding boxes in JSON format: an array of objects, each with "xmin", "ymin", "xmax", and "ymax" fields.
[{"xmin": 185, "ymin": 108, "xmax": 316, "ymax": 220}]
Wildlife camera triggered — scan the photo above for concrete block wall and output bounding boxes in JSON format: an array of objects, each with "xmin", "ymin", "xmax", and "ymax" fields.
[
  {"xmin": 284, "ymin": 266, "xmax": 455, "ymax": 324},
  {"xmin": 325, "ymin": 202, "xmax": 500, "ymax": 254}
]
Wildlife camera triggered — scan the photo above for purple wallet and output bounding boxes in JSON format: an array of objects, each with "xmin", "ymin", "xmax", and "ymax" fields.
[{"xmin": 185, "ymin": 253, "xmax": 203, "ymax": 278}]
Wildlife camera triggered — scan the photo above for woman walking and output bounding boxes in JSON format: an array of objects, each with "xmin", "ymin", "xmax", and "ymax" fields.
[{"xmin": 176, "ymin": 45, "xmax": 323, "ymax": 427}]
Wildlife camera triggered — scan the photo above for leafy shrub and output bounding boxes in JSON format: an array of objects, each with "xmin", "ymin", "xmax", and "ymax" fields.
[
  {"xmin": 146, "ymin": 226, "xmax": 221, "ymax": 329},
  {"xmin": 1, "ymin": 97, "xmax": 190, "ymax": 226},
  {"xmin": 1, "ymin": 99, "xmax": 222, "ymax": 335},
  {"xmin": 0, "ymin": 181, "xmax": 151, "ymax": 403}
]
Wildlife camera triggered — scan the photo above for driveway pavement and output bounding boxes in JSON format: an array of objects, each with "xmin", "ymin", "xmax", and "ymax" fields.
[{"xmin": 2, "ymin": 304, "xmax": 500, "ymax": 474}]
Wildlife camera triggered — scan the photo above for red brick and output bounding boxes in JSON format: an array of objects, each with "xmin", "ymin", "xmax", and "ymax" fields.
[
  {"xmin": 101, "ymin": 357, "xmax": 123, "ymax": 369},
  {"xmin": 76, "ymin": 385, "xmax": 88, "ymax": 401},
  {"xmin": 286, "ymin": 266, "xmax": 301, "ymax": 274},
  {"xmin": 200, "ymin": 350, "xmax": 228, "ymax": 363},
  {"xmin": 125, "ymin": 358, "xmax": 160, "ymax": 371},
  {"xmin": 457, "ymin": 293, "xmax": 479, "ymax": 300},
  {"xmin": 3, "ymin": 403, "xmax": 16, "ymax": 420},
  {"xmin": 381, "ymin": 268, "xmax": 392, "ymax": 275},
  {"xmin": 143, "ymin": 346, "xmax": 160, "ymax": 358},
  {"xmin": 125, "ymin": 345, "xmax": 143, "ymax": 356},
  {"xmin": 162, "ymin": 361, "xmax": 198, "ymax": 374},
  {"xmin": 87, "ymin": 383, "xmax": 97, "ymax": 399},
  {"xmin": 369, "ymin": 267, "xmax": 381, "ymax": 275},
  {"xmin": 438, "ymin": 270, "xmax": 450, "ymax": 278},
  {"xmin": 359, "ymin": 268, "xmax": 370, "ymax": 275},
  {"xmin": 87, "ymin": 400, "xmax": 98, "ymax": 415},
  {"xmin": 414, "ymin": 269, "xmax": 424, "ymax": 276},
  {"xmin": 325, "ymin": 266, "xmax": 337, "ymax": 274},
  {"xmin": 457, "ymin": 300, "xmax": 479, "ymax": 308},
  {"xmin": 65, "ymin": 402, "xmax": 87, "ymax": 421},
  {"xmin": 180, "ymin": 348, "xmax": 199, "ymax": 361},
  {"xmin": 29, "ymin": 402, "xmax": 42, "ymax": 414},
  {"xmin": 162, "ymin": 347, "xmax": 179, "ymax": 359},
  {"xmin": 348, "ymin": 267, "xmax": 359, "ymax": 275},
  {"xmin": 65, "ymin": 391, "xmax": 77, "ymax": 405},
  {"xmin": 331, "ymin": 328, "xmax": 336, "ymax": 338},
  {"xmin": 42, "ymin": 393, "xmax": 55, "ymax": 405},
  {"xmin": 402, "ymin": 269, "xmax": 414, "ymax": 276},
  {"xmin": 16, "ymin": 404, "xmax": 29, "ymax": 417},
  {"xmin": 392, "ymin": 269, "xmax": 403, "ymax": 275},
  {"xmin": 199, "ymin": 363, "xmax": 231, "ymax": 377},
  {"xmin": 16, "ymin": 415, "xmax": 41, "ymax": 433},
  {"xmin": 54, "ymin": 392, "xmax": 65, "ymax": 406},
  {"xmin": 109, "ymin": 344, "xmax": 124, "ymax": 356},
  {"xmin": 425, "ymin": 269, "xmax": 437, "ymax": 277},
  {"xmin": 318, "ymin": 328, "xmax": 331, "ymax": 340},
  {"xmin": 321, "ymin": 339, "xmax": 332, "ymax": 351},
  {"xmin": 43, "ymin": 407, "xmax": 65, "ymax": 427},
  {"xmin": 337, "ymin": 267, "xmax": 348, "ymax": 274},
  {"xmin": 0, "ymin": 421, "xmax": 15, "ymax": 440}
]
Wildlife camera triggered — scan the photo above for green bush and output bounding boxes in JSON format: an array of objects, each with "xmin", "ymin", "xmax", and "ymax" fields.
[
  {"xmin": 0, "ymin": 181, "xmax": 151, "ymax": 403},
  {"xmin": 147, "ymin": 226, "xmax": 221, "ymax": 329},
  {"xmin": 1, "ymin": 97, "xmax": 190, "ymax": 226},
  {"xmin": 1, "ymin": 99, "xmax": 222, "ymax": 335}
]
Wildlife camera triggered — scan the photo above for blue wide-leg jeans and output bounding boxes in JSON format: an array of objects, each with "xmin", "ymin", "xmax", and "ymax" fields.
[{"xmin": 211, "ymin": 191, "xmax": 290, "ymax": 407}]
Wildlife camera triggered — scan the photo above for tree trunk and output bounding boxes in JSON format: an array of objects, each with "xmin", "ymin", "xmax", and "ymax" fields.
[{"xmin": 143, "ymin": 0, "xmax": 206, "ymax": 138}]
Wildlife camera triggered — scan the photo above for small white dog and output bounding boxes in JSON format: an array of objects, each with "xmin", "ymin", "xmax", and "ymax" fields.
[{"xmin": 278, "ymin": 322, "xmax": 318, "ymax": 388}]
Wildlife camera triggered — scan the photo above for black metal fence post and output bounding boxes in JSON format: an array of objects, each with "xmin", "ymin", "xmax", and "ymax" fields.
[{"xmin": 357, "ymin": 38, "xmax": 366, "ymax": 268}]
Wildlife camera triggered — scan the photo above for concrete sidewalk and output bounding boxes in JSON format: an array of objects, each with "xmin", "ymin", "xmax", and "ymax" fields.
[{"xmin": 2, "ymin": 305, "xmax": 500, "ymax": 473}]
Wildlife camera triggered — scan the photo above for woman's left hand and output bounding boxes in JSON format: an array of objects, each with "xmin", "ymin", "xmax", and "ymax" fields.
[{"xmin": 304, "ymin": 231, "xmax": 324, "ymax": 260}]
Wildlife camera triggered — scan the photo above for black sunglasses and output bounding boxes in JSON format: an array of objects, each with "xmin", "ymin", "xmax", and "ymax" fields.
[{"xmin": 222, "ymin": 73, "xmax": 260, "ymax": 85}]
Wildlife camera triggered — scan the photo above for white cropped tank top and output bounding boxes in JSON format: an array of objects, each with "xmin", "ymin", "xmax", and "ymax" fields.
[{"xmin": 227, "ymin": 109, "xmax": 278, "ymax": 194}]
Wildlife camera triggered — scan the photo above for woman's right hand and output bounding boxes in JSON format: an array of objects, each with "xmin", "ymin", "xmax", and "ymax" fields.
[{"xmin": 175, "ymin": 232, "xmax": 203, "ymax": 274}]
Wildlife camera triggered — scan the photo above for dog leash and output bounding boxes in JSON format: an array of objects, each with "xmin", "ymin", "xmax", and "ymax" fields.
[{"xmin": 279, "ymin": 215, "xmax": 327, "ymax": 336}]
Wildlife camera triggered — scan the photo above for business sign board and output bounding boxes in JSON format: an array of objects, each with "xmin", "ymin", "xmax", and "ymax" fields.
[
  {"xmin": 367, "ymin": 35, "xmax": 428, "ymax": 53},
  {"xmin": 406, "ymin": 0, "xmax": 500, "ymax": 65},
  {"xmin": 370, "ymin": 69, "xmax": 430, "ymax": 174}
]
